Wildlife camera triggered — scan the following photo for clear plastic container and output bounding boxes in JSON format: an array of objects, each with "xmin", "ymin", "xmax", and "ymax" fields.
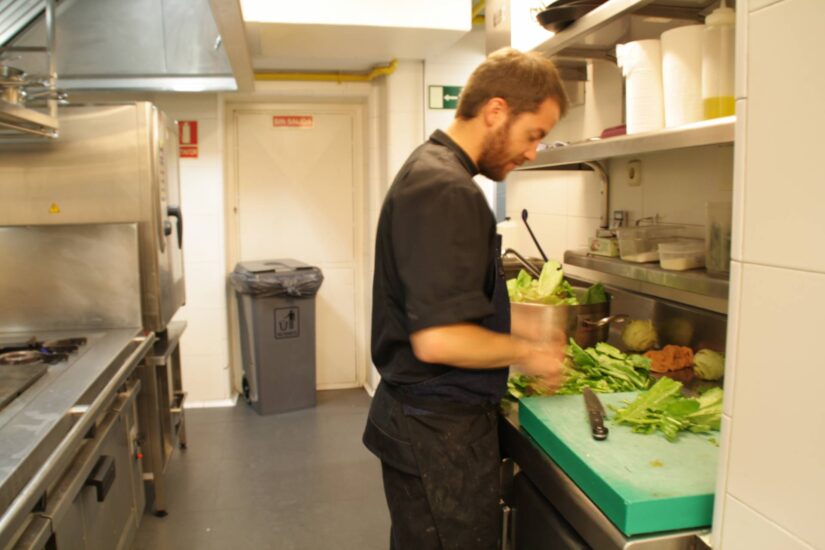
[
  {"xmin": 705, "ymin": 201, "xmax": 732, "ymax": 275},
  {"xmin": 659, "ymin": 239, "xmax": 706, "ymax": 271},
  {"xmin": 701, "ymin": 2, "xmax": 736, "ymax": 119},
  {"xmin": 617, "ymin": 225, "xmax": 685, "ymax": 263}
]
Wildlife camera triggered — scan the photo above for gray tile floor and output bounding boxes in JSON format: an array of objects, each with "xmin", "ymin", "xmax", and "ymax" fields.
[{"xmin": 132, "ymin": 389, "xmax": 389, "ymax": 550}]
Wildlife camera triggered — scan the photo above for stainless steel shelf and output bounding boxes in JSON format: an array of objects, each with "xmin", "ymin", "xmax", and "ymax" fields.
[
  {"xmin": 565, "ymin": 249, "xmax": 729, "ymax": 300},
  {"xmin": 532, "ymin": 0, "xmax": 719, "ymax": 60},
  {"xmin": 520, "ymin": 116, "xmax": 734, "ymax": 170},
  {"xmin": 0, "ymin": 99, "xmax": 58, "ymax": 137},
  {"xmin": 0, "ymin": 0, "xmax": 59, "ymax": 139}
]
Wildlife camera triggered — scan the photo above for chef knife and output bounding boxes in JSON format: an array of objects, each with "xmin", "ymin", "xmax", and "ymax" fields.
[{"xmin": 582, "ymin": 387, "xmax": 609, "ymax": 441}]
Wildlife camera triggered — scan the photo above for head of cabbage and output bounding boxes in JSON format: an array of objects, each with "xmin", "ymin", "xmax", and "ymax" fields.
[
  {"xmin": 693, "ymin": 349, "xmax": 725, "ymax": 380},
  {"xmin": 621, "ymin": 319, "xmax": 658, "ymax": 352}
]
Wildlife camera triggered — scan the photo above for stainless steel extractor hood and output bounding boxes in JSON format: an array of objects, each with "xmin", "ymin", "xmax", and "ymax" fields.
[{"xmin": 6, "ymin": 0, "xmax": 236, "ymax": 92}]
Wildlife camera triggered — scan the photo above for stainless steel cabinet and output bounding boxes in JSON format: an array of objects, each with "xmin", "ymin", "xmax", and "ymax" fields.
[{"xmin": 43, "ymin": 379, "xmax": 144, "ymax": 550}]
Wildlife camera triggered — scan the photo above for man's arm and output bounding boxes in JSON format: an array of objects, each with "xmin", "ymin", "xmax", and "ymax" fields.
[{"xmin": 410, "ymin": 323, "xmax": 565, "ymax": 387}]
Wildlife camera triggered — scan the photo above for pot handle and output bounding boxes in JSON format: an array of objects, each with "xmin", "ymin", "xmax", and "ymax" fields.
[{"xmin": 582, "ymin": 313, "xmax": 630, "ymax": 328}]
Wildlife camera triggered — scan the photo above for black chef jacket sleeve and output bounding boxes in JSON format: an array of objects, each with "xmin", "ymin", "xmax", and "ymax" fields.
[{"xmin": 391, "ymin": 177, "xmax": 495, "ymax": 333}]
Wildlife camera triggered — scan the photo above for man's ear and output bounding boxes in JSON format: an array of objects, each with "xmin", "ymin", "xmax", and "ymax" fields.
[{"xmin": 481, "ymin": 97, "xmax": 509, "ymax": 128}]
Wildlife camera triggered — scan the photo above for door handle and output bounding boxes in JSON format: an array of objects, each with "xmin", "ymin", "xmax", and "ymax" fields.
[
  {"xmin": 167, "ymin": 205, "xmax": 183, "ymax": 249},
  {"xmin": 85, "ymin": 455, "xmax": 116, "ymax": 503}
]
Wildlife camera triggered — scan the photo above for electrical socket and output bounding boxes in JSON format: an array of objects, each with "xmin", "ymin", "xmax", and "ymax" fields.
[{"xmin": 626, "ymin": 160, "xmax": 642, "ymax": 186}]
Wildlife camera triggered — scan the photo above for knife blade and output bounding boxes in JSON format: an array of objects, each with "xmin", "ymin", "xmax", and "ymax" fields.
[{"xmin": 582, "ymin": 387, "xmax": 609, "ymax": 441}]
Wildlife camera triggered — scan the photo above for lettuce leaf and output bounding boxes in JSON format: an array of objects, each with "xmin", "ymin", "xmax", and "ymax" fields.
[
  {"xmin": 611, "ymin": 378, "xmax": 723, "ymax": 441},
  {"xmin": 507, "ymin": 262, "xmax": 607, "ymax": 306}
]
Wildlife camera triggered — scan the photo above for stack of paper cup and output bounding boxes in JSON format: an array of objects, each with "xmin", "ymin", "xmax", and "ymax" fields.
[
  {"xmin": 661, "ymin": 25, "xmax": 704, "ymax": 127},
  {"xmin": 616, "ymin": 39, "xmax": 665, "ymax": 134}
]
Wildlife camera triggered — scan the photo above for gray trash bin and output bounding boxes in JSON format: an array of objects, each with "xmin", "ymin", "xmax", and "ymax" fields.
[{"xmin": 230, "ymin": 259, "xmax": 324, "ymax": 415}]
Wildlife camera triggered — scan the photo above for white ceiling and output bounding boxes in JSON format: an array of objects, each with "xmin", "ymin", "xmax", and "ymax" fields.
[
  {"xmin": 225, "ymin": 0, "xmax": 474, "ymax": 75},
  {"xmin": 246, "ymin": 22, "xmax": 471, "ymax": 72}
]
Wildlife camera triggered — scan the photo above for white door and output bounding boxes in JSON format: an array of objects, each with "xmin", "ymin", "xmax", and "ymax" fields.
[{"xmin": 231, "ymin": 106, "xmax": 363, "ymax": 389}]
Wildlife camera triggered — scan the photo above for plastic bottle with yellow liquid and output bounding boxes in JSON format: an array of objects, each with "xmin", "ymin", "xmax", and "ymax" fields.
[{"xmin": 701, "ymin": 1, "xmax": 736, "ymax": 119}]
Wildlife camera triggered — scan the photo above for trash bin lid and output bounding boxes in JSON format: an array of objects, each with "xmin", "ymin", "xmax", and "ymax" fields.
[
  {"xmin": 231, "ymin": 259, "xmax": 323, "ymax": 297},
  {"xmin": 236, "ymin": 259, "xmax": 315, "ymax": 274}
]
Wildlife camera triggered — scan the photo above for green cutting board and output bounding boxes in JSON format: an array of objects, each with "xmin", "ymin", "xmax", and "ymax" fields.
[{"xmin": 519, "ymin": 392, "xmax": 719, "ymax": 536}]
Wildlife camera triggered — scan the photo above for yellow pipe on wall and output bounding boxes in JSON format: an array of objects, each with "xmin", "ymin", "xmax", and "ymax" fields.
[
  {"xmin": 255, "ymin": 59, "xmax": 398, "ymax": 83},
  {"xmin": 472, "ymin": 0, "xmax": 485, "ymax": 25},
  {"xmin": 472, "ymin": 0, "xmax": 485, "ymax": 20}
]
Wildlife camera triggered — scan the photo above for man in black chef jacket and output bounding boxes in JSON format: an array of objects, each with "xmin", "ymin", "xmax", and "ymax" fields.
[{"xmin": 363, "ymin": 48, "xmax": 570, "ymax": 550}]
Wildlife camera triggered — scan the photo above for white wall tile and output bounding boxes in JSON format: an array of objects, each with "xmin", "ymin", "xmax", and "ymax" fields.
[
  {"xmin": 725, "ymin": 263, "xmax": 825, "ymax": 548},
  {"xmin": 742, "ymin": 0, "xmax": 825, "ymax": 273},
  {"xmin": 566, "ymin": 217, "xmax": 602, "ymax": 252},
  {"xmin": 566, "ymin": 171, "xmax": 603, "ymax": 219},
  {"xmin": 386, "ymin": 61, "xmax": 424, "ymax": 114},
  {"xmin": 178, "ymin": 306, "xmax": 230, "ymax": 361},
  {"xmin": 516, "ymin": 213, "xmax": 567, "ymax": 263},
  {"xmin": 183, "ymin": 259, "xmax": 228, "ymax": 309},
  {"xmin": 710, "ymin": 414, "xmax": 733, "ymax": 549},
  {"xmin": 721, "ymin": 496, "xmax": 814, "ymax": 550},
  {"xmin": 608, "ymin": 146, "xmax": 734, "ymax": 228},
  {"xmin": 722, "ymin": 260, "xmax": 743, "ymax": 417},
  {"xmin": 506, "ymin": 171, "xmax": 567, "ymax": 216},
  {"xmin": 424, "ymin": 30, "xmax": 485, "ymax": 136},
  {"xmin": 182, "ymin": 211, "xmax": 223, "ymax": 263},
  {"xmin": 180, "ymin": 352, "xmax": 232, "ymax": 402}
]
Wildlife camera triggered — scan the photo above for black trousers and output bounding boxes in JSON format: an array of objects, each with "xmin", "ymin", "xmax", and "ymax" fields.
[{"xmin": 364, "ymin": 383, "xmax": 502, "ymax": 550}]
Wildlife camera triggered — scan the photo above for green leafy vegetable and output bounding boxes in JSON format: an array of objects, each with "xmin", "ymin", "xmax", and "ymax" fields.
[
  {"xmin": 556, "ymin": 339, "xmax": 652, "ymax": 395},
  {"xmin": 503, "ymin": 374, "xmax": 553, "ymax": 412},
  {"xmin": 582, "ymin": 282, "xmax": 608, "ymax": 305},
  {"xmin": 611, "ymin": 377, "xmax": 723, "ymax": 441},
  {"xmin": 507, "ymin": 262, "xmax": 607, "ymax": 306}
]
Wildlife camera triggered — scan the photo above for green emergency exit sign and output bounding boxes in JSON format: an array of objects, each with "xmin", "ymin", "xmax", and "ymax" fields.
[{"xmin": 429, "ymin": 85, "xmax": 463, "ymax": 110}]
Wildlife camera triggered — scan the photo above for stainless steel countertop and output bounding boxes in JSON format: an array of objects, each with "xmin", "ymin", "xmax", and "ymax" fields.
[{"xmin": 0, "ymin": 327, "xmax": 149, "ymax": 514}]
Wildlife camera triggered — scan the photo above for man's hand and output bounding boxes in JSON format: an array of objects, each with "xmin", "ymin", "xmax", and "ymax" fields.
[{"xmin": 513, "ymin": 341, "xmax": 566, "ymax": 393}]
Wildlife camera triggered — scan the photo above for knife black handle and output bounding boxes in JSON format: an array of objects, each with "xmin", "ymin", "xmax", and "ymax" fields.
[{"xmin": 591, "ymin": 420, "xmax": 609, "ymax": 441}]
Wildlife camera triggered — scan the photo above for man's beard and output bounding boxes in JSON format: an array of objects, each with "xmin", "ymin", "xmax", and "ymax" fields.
[{"xmin": 477, "ymin": 119, "xmax": 518, "ymax": 182}]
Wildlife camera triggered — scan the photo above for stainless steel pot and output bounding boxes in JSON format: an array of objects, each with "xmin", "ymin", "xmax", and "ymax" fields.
[
  {"xmin": 510, "ymin": 288, "xmax": 627, "ymax": 348},
  {"xmin": 0, "ymin": 65, "xmax": 27, "ymax": 105}
]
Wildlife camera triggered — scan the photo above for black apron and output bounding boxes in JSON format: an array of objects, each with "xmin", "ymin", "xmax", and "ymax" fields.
[{"xmin": 364, "ymin": 239, "xmax": 511, "ymax": 550}]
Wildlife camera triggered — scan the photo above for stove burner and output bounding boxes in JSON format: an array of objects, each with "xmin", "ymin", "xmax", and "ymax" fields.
[
  {"xmin": 0, "ymin": 350, "xmax": 45, "ymax": 365},
  {"xmin": 0, "ymin": 336, "xmax": 86, "ymax": 366}
]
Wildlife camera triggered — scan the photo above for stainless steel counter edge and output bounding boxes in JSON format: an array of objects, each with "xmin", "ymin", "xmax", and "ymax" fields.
[
  {"xmin": 500, "ymin": 406, "xmax": 711, "ymax": 550},
  {"xmin": 0, "ymin": 329, "xmax": 154, "ymax": 546},
  {"xmin": 147, "ymin": 320, "xmax": 187, "ymax": 366}
]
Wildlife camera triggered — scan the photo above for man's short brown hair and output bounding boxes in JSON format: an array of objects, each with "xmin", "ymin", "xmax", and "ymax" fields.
[{"xmin": 456, "ymin": 48, "xmax": 570, "ymax": 120}]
